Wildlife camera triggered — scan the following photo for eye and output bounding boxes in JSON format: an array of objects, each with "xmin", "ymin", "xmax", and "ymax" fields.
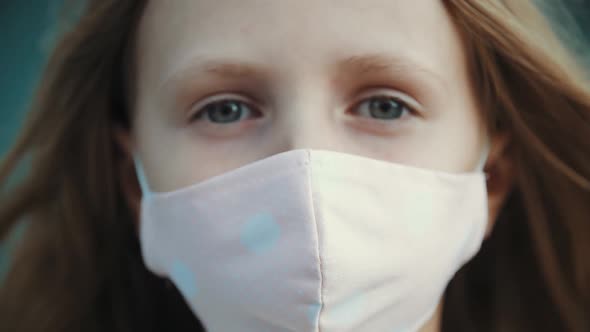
[
  {"xmin": 351, "ymin": 95, "xmax": 414, "ymax": 121},
  {"xmin": 190, "ymin": 99, "xmax": 260, "ymax": 124}
]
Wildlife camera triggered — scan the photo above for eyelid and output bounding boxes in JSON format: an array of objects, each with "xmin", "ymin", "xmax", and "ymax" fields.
[
  {"xmin": 186, "ymin": 92, "xmax": 258, "ymax": 120},
  {"xmin": 354, "ymin": 88, "xmax": 424, "ymax": 114}
]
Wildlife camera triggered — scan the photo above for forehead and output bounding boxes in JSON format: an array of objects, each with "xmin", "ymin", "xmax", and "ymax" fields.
[{"xmin": 135, "ymin": 0, "xmax": 466, "ymax": 91}]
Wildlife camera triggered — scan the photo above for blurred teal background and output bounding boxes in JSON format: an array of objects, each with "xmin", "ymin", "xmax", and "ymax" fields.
[
  {"xmin": 0, "ymin": 0, "xmax": 65, "ymax": 281},
  {"xmin": 1, "ymin": 1, "xmax": 65, "ymax": 153},
  {"xmin": 0, "ymin": 0, "xmax": 589, "ymax": 280}
]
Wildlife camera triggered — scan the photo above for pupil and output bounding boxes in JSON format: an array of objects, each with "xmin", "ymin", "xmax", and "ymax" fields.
[
  {"xmin": 209, "ymin": 101, "xmax": 241, "ymax": 123},
  {"xmin": 370, "ymin": 98, "xmax": 403, "ymax": 119}
]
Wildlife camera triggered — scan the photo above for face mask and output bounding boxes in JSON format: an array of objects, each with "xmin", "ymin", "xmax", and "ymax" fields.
[{"xmin": 135, "ymin": 148, "xmax": 489, "ymax": 332}]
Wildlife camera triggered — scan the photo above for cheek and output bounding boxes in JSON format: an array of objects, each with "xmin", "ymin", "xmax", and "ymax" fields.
[
  {"xmin": 134, "ymin": 98, "xmax": 262, "ymax": 192},
  {"xmin": 140, "ymin": 129, "xmax": 270, "ymax": 192},
  {"xmin": 403, "ymin": 107, "xmax": 485, "ymax": 173}
]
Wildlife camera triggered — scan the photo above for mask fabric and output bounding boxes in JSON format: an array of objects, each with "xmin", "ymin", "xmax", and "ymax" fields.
[{"xmin": 136, "ymin": 149, "xmax": 488, "ymax": 332}]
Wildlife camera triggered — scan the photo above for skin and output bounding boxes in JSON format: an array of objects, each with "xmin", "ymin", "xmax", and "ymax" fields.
[{"xmin": 117, "ymin": 0, "xmax": 514, "ymax": 330}]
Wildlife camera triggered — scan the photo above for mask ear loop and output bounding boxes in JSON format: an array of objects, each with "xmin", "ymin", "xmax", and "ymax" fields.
[{"xmin": 133, "ymin": 152, "xmax": 152, "ymax": 198}]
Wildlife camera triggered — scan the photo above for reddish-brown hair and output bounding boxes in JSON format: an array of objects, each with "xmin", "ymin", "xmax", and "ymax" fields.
[{"xmin": 0, "ymin": 1, "xmax": 589, "ymax": 331}]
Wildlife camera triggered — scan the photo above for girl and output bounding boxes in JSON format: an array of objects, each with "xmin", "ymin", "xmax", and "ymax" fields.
[{"xmin": 1, "ymin": 0, "xmax": 589, "ymax": 331}]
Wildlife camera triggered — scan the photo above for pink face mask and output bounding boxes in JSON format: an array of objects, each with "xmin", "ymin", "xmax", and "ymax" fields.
[{"xmin": 135, "ymin": 149, "xmax": 488, "ymax": 332}]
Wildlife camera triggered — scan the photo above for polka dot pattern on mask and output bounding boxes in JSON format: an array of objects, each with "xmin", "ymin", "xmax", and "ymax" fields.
[
  {"xmin": 170, "ymin": 260, "xmax": 199, "ymax": 299},
  {"xmin": 307, "ymin": 302, "xmax": 322, "ymax": 324},
  {"xmin": 240, "ymin": 212, "xmax": 281, "ymax": 254},
  {"xmin": 328, "ymin": 292, "xmax": 365, "ymax": 325}
]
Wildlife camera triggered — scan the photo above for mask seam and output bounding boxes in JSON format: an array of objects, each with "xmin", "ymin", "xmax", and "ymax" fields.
[{"xmin": 306, "ymin": 150, "xmax": 324, "ymax": 332}]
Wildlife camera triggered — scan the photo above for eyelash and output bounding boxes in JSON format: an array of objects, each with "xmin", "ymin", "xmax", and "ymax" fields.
[{"xmin": 188, "ymin": 92, "xmax": 418, "ymax": 125}]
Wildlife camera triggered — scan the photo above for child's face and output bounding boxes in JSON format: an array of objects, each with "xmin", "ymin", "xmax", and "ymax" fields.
[{"xmin": 132, "ymin": 0, "xmax": 487, "ymax": 192}]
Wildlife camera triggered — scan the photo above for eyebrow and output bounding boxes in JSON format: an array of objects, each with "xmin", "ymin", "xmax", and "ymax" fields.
[
  {"xmin": 160, "ymin": 58, "xmax": 271, "ymax": 92},
  {"xmin": 160, "ymin": 53, "xmax": 445, "ymax": 99},
  {"xmin": 333, "ymin": 54, "xmax": 440, "ymax": 80}
]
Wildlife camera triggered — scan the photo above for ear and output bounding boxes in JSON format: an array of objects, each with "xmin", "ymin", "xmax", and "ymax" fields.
[
  {"xmin": 484, "ymin": 132, "xmax": 514, "ymax": 237},
  {"xmin": 114, "ymin": 126, "xmax": 142, "ymax": 229}
]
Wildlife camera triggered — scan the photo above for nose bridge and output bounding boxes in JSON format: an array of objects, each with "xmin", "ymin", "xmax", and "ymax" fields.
[
  {"xmin": 288, "ymin": 115, "xmax": 325, "ymax": 151},
  {"xmin": 277, "ymin": 94, "xmax": 334, "ymax": 152}
]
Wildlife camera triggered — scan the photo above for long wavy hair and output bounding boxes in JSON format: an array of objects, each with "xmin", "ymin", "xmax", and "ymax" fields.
[{"xmin": 0, "ymin": 1, "xmax": 589, "ymax": 331}]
